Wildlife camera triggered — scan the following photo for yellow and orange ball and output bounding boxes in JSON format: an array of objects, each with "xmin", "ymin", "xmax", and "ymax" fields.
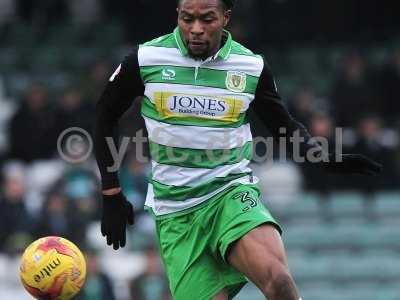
[{"xmin": 20, "ymin": 236, "xmax": 87, "ymax": 300}]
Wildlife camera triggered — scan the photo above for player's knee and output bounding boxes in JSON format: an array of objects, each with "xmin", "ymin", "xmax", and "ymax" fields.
[
  {"xmin": 259, "ymin": 261, "xmax": 296, "ymax": 298},
  {"xmin": 269, "ymin": 272, "xmax": 298, "ymax": 299}
]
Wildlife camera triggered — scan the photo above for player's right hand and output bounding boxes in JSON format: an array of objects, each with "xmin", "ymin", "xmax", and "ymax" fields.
[{"xmin": 101, "ymin": 191, "xmax": 135, "ymax": 250}]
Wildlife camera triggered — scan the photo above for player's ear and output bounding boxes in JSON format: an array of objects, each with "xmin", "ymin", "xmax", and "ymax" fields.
[{"xmin": 223, "ymin": 9, "xmax": 232, "ymax": 27}]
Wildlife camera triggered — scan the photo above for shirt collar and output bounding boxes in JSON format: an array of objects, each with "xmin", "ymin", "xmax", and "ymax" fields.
[{"xmin": 173, "ymin": 27, "xmax": 232, "ymax": 60}]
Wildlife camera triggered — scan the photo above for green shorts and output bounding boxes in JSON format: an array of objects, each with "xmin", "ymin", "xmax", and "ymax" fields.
[{"xmin": 155, "ymin": 184, "xmax": 282, "ymax": 300}]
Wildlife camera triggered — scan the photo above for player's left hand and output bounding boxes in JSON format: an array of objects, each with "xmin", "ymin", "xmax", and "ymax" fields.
[
  {"xmin": 101, "ymin": 191, "xmax": 135, "ymax": 250},
  {"xmin": 321, "ymin": 153, "xmax": 382, "ymax": 175}
]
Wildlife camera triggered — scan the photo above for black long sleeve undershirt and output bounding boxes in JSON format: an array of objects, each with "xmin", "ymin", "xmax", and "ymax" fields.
[
  {"xmin": 94, "ymin": 47, "xmax": 144, "ymax": 189},
  {"xmin": 95, "ymin": 52, "xmax": 319, "ymax": 190},
  {"xmin": 250, "ymin": 58, "xmax": 322, "ymax": 158}
]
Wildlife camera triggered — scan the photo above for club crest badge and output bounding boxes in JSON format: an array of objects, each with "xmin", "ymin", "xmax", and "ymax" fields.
[{"xmin": 226, "ymin": 71, "xmax": 247, "ymax": 93}]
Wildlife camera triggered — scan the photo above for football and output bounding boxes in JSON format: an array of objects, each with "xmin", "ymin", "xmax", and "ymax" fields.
[{"xmin": 20, "ymin": 236, "xmax": 87, "ymax": 300}]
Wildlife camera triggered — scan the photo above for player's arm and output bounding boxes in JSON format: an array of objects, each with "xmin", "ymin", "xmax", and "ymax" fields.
[
  {"xmin": 95, "ymin": 47, "xmax": 144, "ymax": 191},
  {"xmin": 94, "ymin": 47, "xmax": 145, "ymax": 250},
  {"xmin": 250, "ymin": 57, "xmax": 382, "ymax": 175}
]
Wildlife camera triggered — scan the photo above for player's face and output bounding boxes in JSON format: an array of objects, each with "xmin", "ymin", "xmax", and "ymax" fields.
[{"xmin": 178, "ymin": 0, "xmax": 231, "ymax": 60}]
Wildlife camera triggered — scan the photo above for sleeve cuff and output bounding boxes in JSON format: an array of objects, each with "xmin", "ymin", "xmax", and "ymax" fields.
[{"xmin": 101, "ymin": 175, "xmax": 120, "ymax": 190}]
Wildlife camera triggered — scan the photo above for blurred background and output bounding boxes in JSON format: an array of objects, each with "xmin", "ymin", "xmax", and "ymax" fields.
[{"xmin": 0, "ymin": 0, "xmax": 399, "ymax": 299}]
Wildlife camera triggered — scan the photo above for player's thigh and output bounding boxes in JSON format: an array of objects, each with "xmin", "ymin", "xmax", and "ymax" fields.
[
  {"xmin": 170, "ymin": 250, "xmax": 232, "ymax": 300},
  {"xmin": 156, "ymin": 214, "xmax": 241, "ymax": 300},
  {"xmin": 226, "ymin": 224, "xmax": 290, "ymax": 288}
]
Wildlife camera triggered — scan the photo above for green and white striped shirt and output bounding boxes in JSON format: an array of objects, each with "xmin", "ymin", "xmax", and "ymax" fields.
[{"xmin": 138, "ymin": 28, "xmax": 264, "ymax": 217}]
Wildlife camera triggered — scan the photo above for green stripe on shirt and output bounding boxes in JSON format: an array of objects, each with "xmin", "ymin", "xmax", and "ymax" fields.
[
  {"xmin": 150, "ymin": 141, "xmax": 253, "ymax": 169},
  {"xmin": 140, "ymin": 65, "xmax": 259, "ymax": 94},
  {"xmin": 151, "ymin": 172, "xmax": 251, "ymax": 201}
]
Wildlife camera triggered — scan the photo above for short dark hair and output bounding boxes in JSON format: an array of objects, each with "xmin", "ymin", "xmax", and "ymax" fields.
[
  {"xmin": 221, "ymin": 0, "xmax": 235, "ymax": 9},
  {"xmin": 178, "ymin": 0, "xmax": 235, "ymax": 10}
]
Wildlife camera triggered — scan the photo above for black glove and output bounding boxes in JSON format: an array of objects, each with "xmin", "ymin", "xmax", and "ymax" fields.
[
  {"xmin": 319, "ymin": 153, "xmax": 382, "ymax": 175},
  {"xmin": 101, "ymin": 192, "xmax": 135, "ymax": 250}
]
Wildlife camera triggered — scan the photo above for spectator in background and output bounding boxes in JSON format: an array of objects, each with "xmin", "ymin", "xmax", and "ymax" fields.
[
  {"xmin": 0, "ymin": 0, "xmax": 15, "ymax": 26},
  {"xmin": 378, "ymin": 48, "xmax": 400, "ymax": 125},
  {"xmin": 346, "ymin": 115, "xmax": 396, "ymax": 219},
  {"xmin": 16, "ymin": 0, "xmax": 68, "ymax": 27},
  {"xmin": 288, "ymin": 87, "xmax": 319, "ymax": 127},
  {"xmin": 80, "ymin": 60, "xmax": 111, "ymax": 104},
  {"xmin": 75, "ymin": 249, "xmax": 116, "ymax": 300},
  {"xmin": 351, "ymin": 115, "xmax": 396, "ymax": 190},
  {"xmin": 300, "ymin": 112, "xmax": 342, "ymax": 191},
  {"xmin": 34, "ymin": 190, "xmax": 85, "ymax": 247},
  {"xmin": 62, "ymin": 167, "xmax": 100, "ymax": 224},
  {"xmin": 300, "ymin": 112, "xmax": 346, "ymax": 221},
  {"xmin": 55, "ymin": 87, "xmax": 94, "ymax": 134},
  {"xmin": 0, "ymin": 162, "xmax": 34, "ymax": 253},
  {"xmin": 331, "ymin": 51, "xmax": 375, "ymax": 127},
  {"xmin": 68, "ymin": 0, "xmax": 101, "ymax": 24},
  {"xmin": 227, "ymin": 0, "xmax": 258, "ymax": 46},
  {"xmin": 8, "ymin": 84, "xmax": 57, "ymax": 162},
  {"xmin": 130, "ymin": 245, "xmax": 171, "ymax": 300},
  {"xmin": 100, "ymin": 0, "xmax": 176, "ymax": 42},
  {"xmin": 309, "ymin": 113, "xmax": 335, "ymax": 151},
  {"xmin": 0, "ymin": 76, "xmax": 16, "ymax": 161}
]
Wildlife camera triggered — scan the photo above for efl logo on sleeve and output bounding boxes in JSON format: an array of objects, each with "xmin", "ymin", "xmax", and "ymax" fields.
[{"xmin": 109, "ymin": 64, "xmax": 121, "ymax": 82}]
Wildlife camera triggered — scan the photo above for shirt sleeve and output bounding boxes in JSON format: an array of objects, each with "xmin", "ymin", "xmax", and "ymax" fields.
[
  {"xmin": 250, "ymin": 57, "xmax": 322, "ymax": 159},
  {"xmin": 94, "ymin": 47, "xmax": 145, "ymax": 189}
]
